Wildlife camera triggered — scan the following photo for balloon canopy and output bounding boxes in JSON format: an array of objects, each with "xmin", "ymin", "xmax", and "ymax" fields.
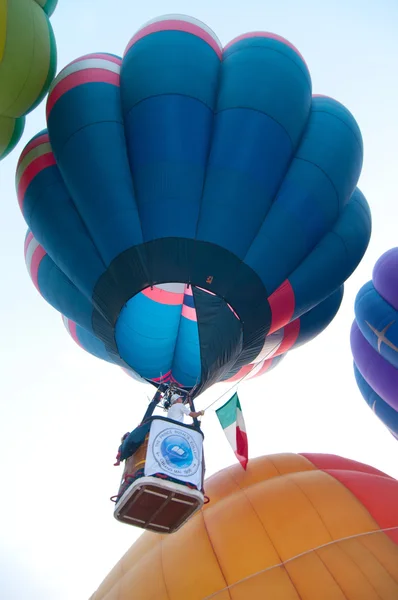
[
  {"xmin": 90, "ymin": 453, "xmax": 398, "ymax": 599},
  {"xmin": 18, "ymin": 15, "xmax": 371, "ymax": 397},
  {"xmin": 0, "ymin": 0, "xmax": 58, "ymax": 160},
  {"xmin": 351, "ymin": 248, "xmax": 398, "ymax": 439}
]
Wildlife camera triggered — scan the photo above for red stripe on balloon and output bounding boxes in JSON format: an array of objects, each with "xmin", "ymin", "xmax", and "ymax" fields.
[
  {"xmin": 327, "ymin": 469, "xmax": 398, "ymax": 545},
  {"xmin": 125, "ymin": 19, "xmax": 222, "ymax": 58},
  {"xmin": 250, "ymin": 358, "xmax": 274, "ymax": 378},
  {"xmin": 224, "ymin": 32, "xmax": 308, "ymax": 68},
  {"xmin": 301, "ymin": 454, "xmax": 391, "ymax": 478},
  {"xmin": 302, "ymin": 454, "xmax": 398, "ymax": 545},
  {"xmin": 30, "ymin": 245, "xmax": 46, "ymax": 291},
  {"xmin": 268, "ymin": 280, "xmax": 295, "ymax": 333},
  {"xmin": 18, "ymin": 133, "xmax": 50, "ymax": 168},
  {"xmin": 224, "ymin": 355, "xmax": 278, "ymax": 383},
  {"xmin": 224, "ymin": 364, "xmax": 253, "ymax": 383},
  {"xmin": 18, "ymin": 153, "xmax": 57, "ymax": 211},
  {"xmin": 67, "ymin": 320, "xmax": 83, "ymax": 348},
  {"xmin": 47, "ymin": 69, "xmax": 120, "ymax": 117},
  {"xmin": 274, "ymin": 319, "xmax": 300, "ymax": 357}
]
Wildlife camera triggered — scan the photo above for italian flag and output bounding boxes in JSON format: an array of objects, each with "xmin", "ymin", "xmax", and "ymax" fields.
[{"xmin": 216, "ymin": 393, "xmax": 248, "ymax": 470}]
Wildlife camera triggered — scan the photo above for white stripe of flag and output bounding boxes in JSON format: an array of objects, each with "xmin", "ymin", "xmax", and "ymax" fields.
[{"xmin": 216, "ymin": 392, "xmax": 248, "ymax": 469}]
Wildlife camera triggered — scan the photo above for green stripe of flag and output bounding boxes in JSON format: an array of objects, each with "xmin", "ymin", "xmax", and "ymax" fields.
[{"xmin": 216, "ymin": 392, "xmax": 241, "ymax": 428}]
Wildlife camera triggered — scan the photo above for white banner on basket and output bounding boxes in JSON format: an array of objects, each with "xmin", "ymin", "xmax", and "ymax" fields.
[{"xmin": 144, "ymin": 418, "xmax": 203, "ymax": 489}]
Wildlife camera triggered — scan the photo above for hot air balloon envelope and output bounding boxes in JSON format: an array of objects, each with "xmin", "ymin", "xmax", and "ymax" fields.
[
  {"xmin": 17, "ymin": 15, "xmax": 371, "ymax": 398},
  {"xmin": 0, "ymin": 0, "xmax": 57, "ymax": 159},
  {"xmin": 351, "ymin": 247, "xmax": 398, "ymax": 439},
  {"xmin": 90, "ymin": 453, "xmax": 398, "ymax": 599}
]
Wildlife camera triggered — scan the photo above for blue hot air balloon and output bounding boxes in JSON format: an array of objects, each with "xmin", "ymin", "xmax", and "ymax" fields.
[
  {"xmin": 351, "ymin": 248, "xmax": 398, "ymax": 439},
  {"xmin": 17, "ymin": 15, "xmax": 371, "ymax": 398}
]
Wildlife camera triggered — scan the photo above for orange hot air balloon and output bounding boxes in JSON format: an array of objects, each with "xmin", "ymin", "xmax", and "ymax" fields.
[{"xmin": 90, "ymin": 453, "xmax": 398, "ymax": 600}]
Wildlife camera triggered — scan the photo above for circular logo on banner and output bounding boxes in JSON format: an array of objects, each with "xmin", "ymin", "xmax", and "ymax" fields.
[{"xmin": 153, "ymin": 427, "xmax": 201, "ymax": 477}]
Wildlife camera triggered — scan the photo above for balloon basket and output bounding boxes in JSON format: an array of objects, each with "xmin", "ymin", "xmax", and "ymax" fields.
[
  {"xmin": 114, "ymin": 416, "xmax": 205, "ymax": 533},
  {"xmin": 114, "ymin": 476, "xmax": 204, "ymax": 533}
]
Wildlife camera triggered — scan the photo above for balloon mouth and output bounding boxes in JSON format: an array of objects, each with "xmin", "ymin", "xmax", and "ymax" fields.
[{"xmin": 113, "ymin": 281, "xmax": 243, "ymax": 390}]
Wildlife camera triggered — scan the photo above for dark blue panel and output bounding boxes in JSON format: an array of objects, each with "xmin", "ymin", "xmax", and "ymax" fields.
[
  {"xmin": 37, "ymin": 255, "xmax": 94, "ymax": 331},
  {"xmin": 124, "ymin": 95, "xmax": 213, "ymax": 240},
  {"xmin": 290, "ymin": 188, "xmax": 371, "ymax": 319},
  {"xmin": 245, "ymin": 96, "xmax": 364, "ymax": 292},
  {"xmin": 74, "ymin": 322, "xmax": 118, "ymax": 364},
  {"xmin": 23, "ymin": 165, "xmax": 105, "ymax": 297},
  {"xmin": 183, "ymin": 293, "xmax": 195, "ymax": 309},
  {"xmin": 196, "ymin": 109, "xmax": 292, "ymax": 256},
  {"xmin": 48, "ymin": 84, "xmax": 143, "ymax": 264},
  {"xmin": 314, "ymin": 96, "xmax": 363, "ymax": 149},
  {"xmin": 223, "ymin": 35, "xmax": 310, "ymax": 82},
  {"xmin": 192, "ymin": 286, "xmax": 243, "ymax": 395},
  {"xmin": 219, "ymin": 38, "xmax": 311, "ymax": 146},
  {"xmin": 354, "ymin": 364, "xmax": 398, "ymax": 437},
  {"xmin": 295, "ymin": 287, "xmax": 343, "ymax": 347},
  {"xmin": 122, "ymin": 30, "xmax": 220, "ymax": 111},
  {"xmin": 297, "ymin": 97, "xmax": 363, "ymax": 207},
  {"xmin": 245, "ymin": 160, "xmax": 339, "ymax": 291}
]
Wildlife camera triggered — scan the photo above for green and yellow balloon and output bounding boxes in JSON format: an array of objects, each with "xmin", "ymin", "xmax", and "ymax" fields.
[{"xmin": 0, "ymin": 0, "xmax": 57, "ymax": 160}]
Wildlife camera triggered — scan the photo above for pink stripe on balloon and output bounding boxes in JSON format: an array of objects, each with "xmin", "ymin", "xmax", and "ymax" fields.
[
  {"xmin": 30, "ymin": 245, "xmax": 46, "ymax": 291},
  {"xmin": 182, "ymin": 304, "xmax": 197, "ymax": 321},
  {"xmin": 47, "ymin": 70, "xmax": 120, "ymax": 117},
  {"xmin": 184, "ymin": 285, "xmax": 193, "ymax": 296},
  {"xmin": 224, "ymin": 32, "xmax": 307, "ymax": 69},
  {"xmin": 18, "ymin": 133, "xmax": 50, "ymax": 168},
  {"xmin": 68, "ymin": 53, "xmax": 122, "ymax": 68},
  {"xmin": 227, "ymin": 302, "xmax": 239, "ymax": 320},
  {"xmin": 196, "ymin": 285, "xmax": 216, "ymax": 296},
  {"xmin": 141, "ymin": 286, "xmax": 184, "ymax": 305},
  {"xmin": 18, "ymin": 153, "xmax": 57, "ymax": 211},
  {"xmin": 24, "ymin": 231, "xmax": 34, "ymax": 257},
  {"xmin": 66, "ymin": 319, "xmax": 83, "ymax": 348},
  {"xmin": 124, "ymin": 19, "xmax": 222, "ymax": 58}
]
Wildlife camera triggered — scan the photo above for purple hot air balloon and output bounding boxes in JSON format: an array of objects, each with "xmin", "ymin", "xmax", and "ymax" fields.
[{"xmin": 351, "ymin": 248, "xmax": 398, "ymax": 439}]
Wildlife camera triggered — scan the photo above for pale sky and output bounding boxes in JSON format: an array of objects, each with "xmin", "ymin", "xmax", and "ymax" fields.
[{"xmin": 1, "ymin": 1, "xmax": 398, "ymax": 598}]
